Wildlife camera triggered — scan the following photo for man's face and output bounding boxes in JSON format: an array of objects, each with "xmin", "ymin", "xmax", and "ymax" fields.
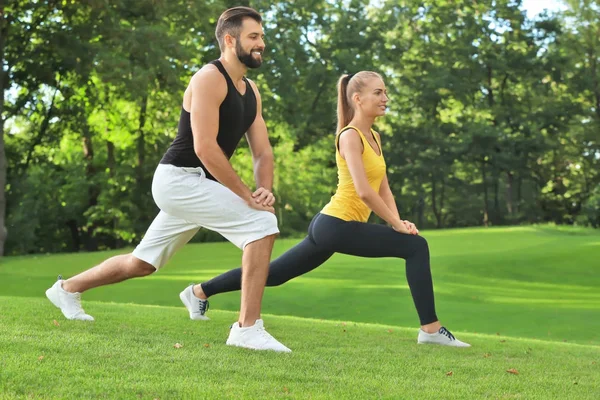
[{"xmin": 234, "ymin": 18, "xmax": 265, "ymax": 69}]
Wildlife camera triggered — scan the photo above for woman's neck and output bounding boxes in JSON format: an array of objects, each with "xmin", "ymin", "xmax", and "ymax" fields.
[{"xmin": 347, "ymin": 116, "xmax": 375, "ymax": 136}]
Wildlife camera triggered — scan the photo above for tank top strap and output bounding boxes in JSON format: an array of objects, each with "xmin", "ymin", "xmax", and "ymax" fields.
[
  {"xmin": 371, "ymin": 129, "xmax": 383, "ymax": 155},
  {"xmin": 210, "ymin": 59, "xmax": 251, "ymax": 94},
  {"xmin": 210, "ymin": 60, "xmax": 235, "ymax": 86},
  {"xmin": 335, "ymin": 125, "xmax": 367, "ymax": 152}
]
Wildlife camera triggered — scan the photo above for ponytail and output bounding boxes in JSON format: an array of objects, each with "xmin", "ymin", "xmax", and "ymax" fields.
[{"xmin": 336, "ymin": 74, "xmax": 354, "ymax": 132}]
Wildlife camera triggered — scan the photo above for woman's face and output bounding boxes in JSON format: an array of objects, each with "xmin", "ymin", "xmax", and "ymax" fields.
[{"xmin": 354, "ymin": 77, "xmax": 388, "ymax": 117}]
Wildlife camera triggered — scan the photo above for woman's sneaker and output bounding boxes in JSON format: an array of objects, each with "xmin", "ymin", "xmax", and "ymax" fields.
[
  {"xmin": 179, "ymin": 284, "xmax": 210, "ymax": 320},
  {"xmin": 226, "ymin": 319, "xmax": 291, "ymax": 352},
  {"xmin": 418, "ymin": 327, "xmax": 470, "ymax": 347}
]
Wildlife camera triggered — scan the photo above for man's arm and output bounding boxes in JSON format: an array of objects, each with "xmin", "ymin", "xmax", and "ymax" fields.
[
  {"xmin": 245, "ymin": 79, "xmax": 275, "ymax": 205},
  {"xmin": 190, "ymin": 69, "xmax": 258, "ymax": 206}
]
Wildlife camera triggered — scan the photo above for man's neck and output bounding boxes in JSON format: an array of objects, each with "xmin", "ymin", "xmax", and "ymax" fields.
[{"xmin": 219, "ymin": 55, "xmax": 247, "ymax": 82}]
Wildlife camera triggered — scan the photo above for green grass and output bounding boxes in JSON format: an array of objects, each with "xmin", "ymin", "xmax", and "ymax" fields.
[{"xmin": 1, "ymin": 225, "xmax": 599, "ymax": 398}]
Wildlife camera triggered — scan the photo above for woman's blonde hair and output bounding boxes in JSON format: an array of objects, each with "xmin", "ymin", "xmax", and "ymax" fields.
[{"xmin": 336, "ymin": 71, "xmax": 383, "ymax": 132}]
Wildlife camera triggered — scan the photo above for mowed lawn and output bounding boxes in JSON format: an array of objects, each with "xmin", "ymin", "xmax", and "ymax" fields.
[{"xmin": 1, "ymin": 225, "xmax": 599, "ymax": 398}]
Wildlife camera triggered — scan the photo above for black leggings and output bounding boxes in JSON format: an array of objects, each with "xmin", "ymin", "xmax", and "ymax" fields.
[{"xmin": 201, "ymin": 213, "xmax": 438, "ymax": 325}]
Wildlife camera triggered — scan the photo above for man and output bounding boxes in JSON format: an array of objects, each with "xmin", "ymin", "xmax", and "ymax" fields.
[{"xmin": 45, "ymin": 6, "xmax": 291, "ymax": 353}]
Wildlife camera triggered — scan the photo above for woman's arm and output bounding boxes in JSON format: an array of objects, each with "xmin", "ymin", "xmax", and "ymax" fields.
[{"xmin": 339, "ymin": 129, "xmax": 408, "ymax": 233}]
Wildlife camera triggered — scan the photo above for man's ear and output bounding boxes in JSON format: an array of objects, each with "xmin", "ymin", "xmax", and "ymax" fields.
[{"xmin": 224, "ymin": 33, "xmax": 236, "ymax": 49}]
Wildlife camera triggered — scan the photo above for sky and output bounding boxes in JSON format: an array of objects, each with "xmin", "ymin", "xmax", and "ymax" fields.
[{"xmin": 521, "ymin": 0, "xmax": 568, "ymax": 18}]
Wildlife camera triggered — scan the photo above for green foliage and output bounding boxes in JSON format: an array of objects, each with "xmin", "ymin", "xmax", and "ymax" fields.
[
  {"xmin": 581, "ymin": 185, "xmax": 600, "ymax": 227},
  {"xmin": 1, "ymin": 0, "xmax": 599, "ymax": 255}
]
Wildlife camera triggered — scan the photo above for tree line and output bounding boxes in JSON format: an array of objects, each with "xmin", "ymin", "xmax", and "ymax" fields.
[{"xmin": 1, "ymin": 0, "xmax": 598, "ymax": 256}]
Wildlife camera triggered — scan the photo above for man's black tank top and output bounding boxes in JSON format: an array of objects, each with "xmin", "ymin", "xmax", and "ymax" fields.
[{"xmin": 160, "ymin": 60, "xmax": 257, "ymax": 181}]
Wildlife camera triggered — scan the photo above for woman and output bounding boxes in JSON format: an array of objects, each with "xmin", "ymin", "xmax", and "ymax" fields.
[{"xmin": 180, "ymin": 71, "xmax": 470, "ymax": 347}]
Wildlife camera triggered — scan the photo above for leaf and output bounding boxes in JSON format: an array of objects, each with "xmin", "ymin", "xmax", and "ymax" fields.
[
  {"xmin": 174, "ymin": 343, "xmax": 183, "ymax": 349},
  {"xmin": 38, "ymin": 356, "xmax": 44, "ymax": 361},
  {"xmin": 506, "ymin": 369, "xmax": 519, "ymax": 375},
  {"xmin": 446, "ymin": 371, "xmax": 453, "ymax": 376},
  {"xmin": 53, "ymin": 320, "xmax": 60, "ymax": 327},
  {"xmin": 500, "ymin": 340, "xmax": 506, "ymax": 343},
  {"xmin": 203, "ymin": 344, "xmax": 210, "ymax": 348},
  {"xmin": 283, "ymin": 387, "xmax": 289, "ymax": 393},
  {"xmin": 387, "ymin": 329, "xmax": 393, "ymax": 333},
  {"xmin": 483, "ymin": 353, "xmax": 491, "ymax": 358}
]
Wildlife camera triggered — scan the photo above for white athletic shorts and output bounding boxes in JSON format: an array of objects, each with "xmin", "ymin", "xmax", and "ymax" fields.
[{"xmin": 132, "ymin": 164, "xmax": 279, "ymax": 270}]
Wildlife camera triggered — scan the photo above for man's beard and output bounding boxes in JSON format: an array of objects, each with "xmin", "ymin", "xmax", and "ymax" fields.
[{"xmin": 236, "ymin": 40, "xmax": 262, "ymax": 69}]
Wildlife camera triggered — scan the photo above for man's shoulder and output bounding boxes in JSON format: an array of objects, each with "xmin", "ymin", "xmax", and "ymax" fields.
[
  {"xmin": 191, "ymin": 64, "xmax": 225, "ymax": 85},
  {"xmin": 188, "ymin": 65, "xmax": 228, "ymax": 100}
]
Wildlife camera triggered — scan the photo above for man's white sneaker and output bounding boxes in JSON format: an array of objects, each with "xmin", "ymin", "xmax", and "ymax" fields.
[
  {"xmin": 179, "ymin": 284, "xmax": 209, "ymax": 320},
  {"xmin": 226, "ymin": 319, "xmax": 291, "ymax": 353},
  {"xmin": 417, "ymin": 327, "xmax": 470, "ymax": 347},
  {"xmin": 45, "ymin": 277, "xmax": 94, "ymax": 321}
]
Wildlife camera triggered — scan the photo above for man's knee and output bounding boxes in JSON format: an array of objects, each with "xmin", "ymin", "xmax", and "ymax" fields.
[
  {"xmin": 253, "ymin": 212, "xmax": 279, "ymax": 241},
  {"xmin": 261, "ymin": 212, "xmax": 278, "ymax": 232},
  {"xmin": 128, "ymin": 255, "xmax": 156, "ymax": 277}
]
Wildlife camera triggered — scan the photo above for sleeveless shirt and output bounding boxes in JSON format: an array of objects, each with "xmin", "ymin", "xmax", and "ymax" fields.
[
  {"xmin": 160, "ymin": 60, "xmax": 257, "ymax": 181},
  {"xmin": 321, "ymin": 126, "xmax": 387, "ymax": 222}
]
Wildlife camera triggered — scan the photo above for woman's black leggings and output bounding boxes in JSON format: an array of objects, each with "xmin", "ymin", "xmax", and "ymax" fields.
[{"xmin": 201, "ymin": 213, "xmax": 438, "ymax": 325}]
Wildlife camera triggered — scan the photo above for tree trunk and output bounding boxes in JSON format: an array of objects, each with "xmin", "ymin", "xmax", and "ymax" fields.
[
  {"xmin": 417, "ymin": 194, "xmax": 425, "ymax": 228},
  {"xmin": 431, "ymin": 174, "xmax": 443, "ymax": 228},
  {"xmin": 590, "ymin": 48, "xmax": 600, "ymax": 120},
  {"xmin": 439, "ymin": 176, "xmax": 446, "ymax": 228},
  {"xmin": 107, "ymin": 140, "xmax": 118, "ymax": 248},
  {"xmin": 506, "ymin": 171, "xmax": 514, "ymax": 215},
  {"xmin": 82, "ymin": 124, "xmax": 99, "ymax": 251},
  {"xmin": 0, "ymin": 8, "xmax": 7, "ymax": 256},
  {"xmin": 134, "ymin": 94, "xmax": 149, "ymax": 215},
  {"xmin": 65, "ymin": 219, "xmax": 81, "ymax": 252},
  {"xmin": 136, "ymin": 94, "xmax": 148, "ymax": 180},
  {"xmin": 482, "ymin": 159, "xmax": 489, "ymax": 227},
  {"xmin": 493, "ymin": 173, "xmax": 499, "ymax": 224},
  {"xmin": 516, "ymin": 175, "xmax": 522, "ymax": 214}
]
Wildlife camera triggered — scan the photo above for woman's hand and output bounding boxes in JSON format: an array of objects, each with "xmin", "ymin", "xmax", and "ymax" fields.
[
  {"xmin": 402, "ymin": 220, "xmax": 419, "ymax": 235},
  {"xmin": 392, "ymin": 221, "xmax": 411, "ymax": 234}
]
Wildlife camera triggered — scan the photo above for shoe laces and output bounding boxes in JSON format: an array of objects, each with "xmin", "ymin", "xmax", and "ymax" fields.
[
  {"xmin": 196, "ymin": 298, "xmax": 209, "ymax": 314},
  {"xmin": 68, "ymin": 292, "xmax": 87, "ymax": 315},
  {"xmin": 439, "ymin": 327, "xmax": 456, "ymax": 341},
  {"xmin": 257, "ymin": 325, "xmax": 276, "ymax": 342}
]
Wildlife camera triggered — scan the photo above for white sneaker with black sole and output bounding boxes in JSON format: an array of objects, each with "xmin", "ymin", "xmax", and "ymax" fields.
[
  {"xmin": 179, "ymin": 284, "xmax": 210, "ymax": 320},
  {"xmin": 418, "ymin": 327, "xmax": 470, "ymax": 347},
  {"xmin": 45, "ymin": 276, "xmax": 94, "ymax": 321},
  {"xmin": 226, "ymin": 319, "xmax": 291, "ymax": 352}
]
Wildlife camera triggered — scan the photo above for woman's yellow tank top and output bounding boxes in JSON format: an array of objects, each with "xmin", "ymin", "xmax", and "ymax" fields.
[{"xmin": 321, "ymin": 126, "xmax": 387, "ymax": 222}]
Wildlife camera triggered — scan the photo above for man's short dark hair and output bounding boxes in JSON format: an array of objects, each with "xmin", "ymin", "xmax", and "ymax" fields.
[{"xmin": 215, "ymin": 7, "xmax": 262, "ymax": 51}]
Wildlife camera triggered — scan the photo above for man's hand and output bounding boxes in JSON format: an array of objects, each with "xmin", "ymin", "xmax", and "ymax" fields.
[
  {"xmin": 246, "ymin": 198, "xmax": 275, "ymax": 214},
  {"xmin": 252, "ymin": 187, "xmax": 276, "ymax": 207}
]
